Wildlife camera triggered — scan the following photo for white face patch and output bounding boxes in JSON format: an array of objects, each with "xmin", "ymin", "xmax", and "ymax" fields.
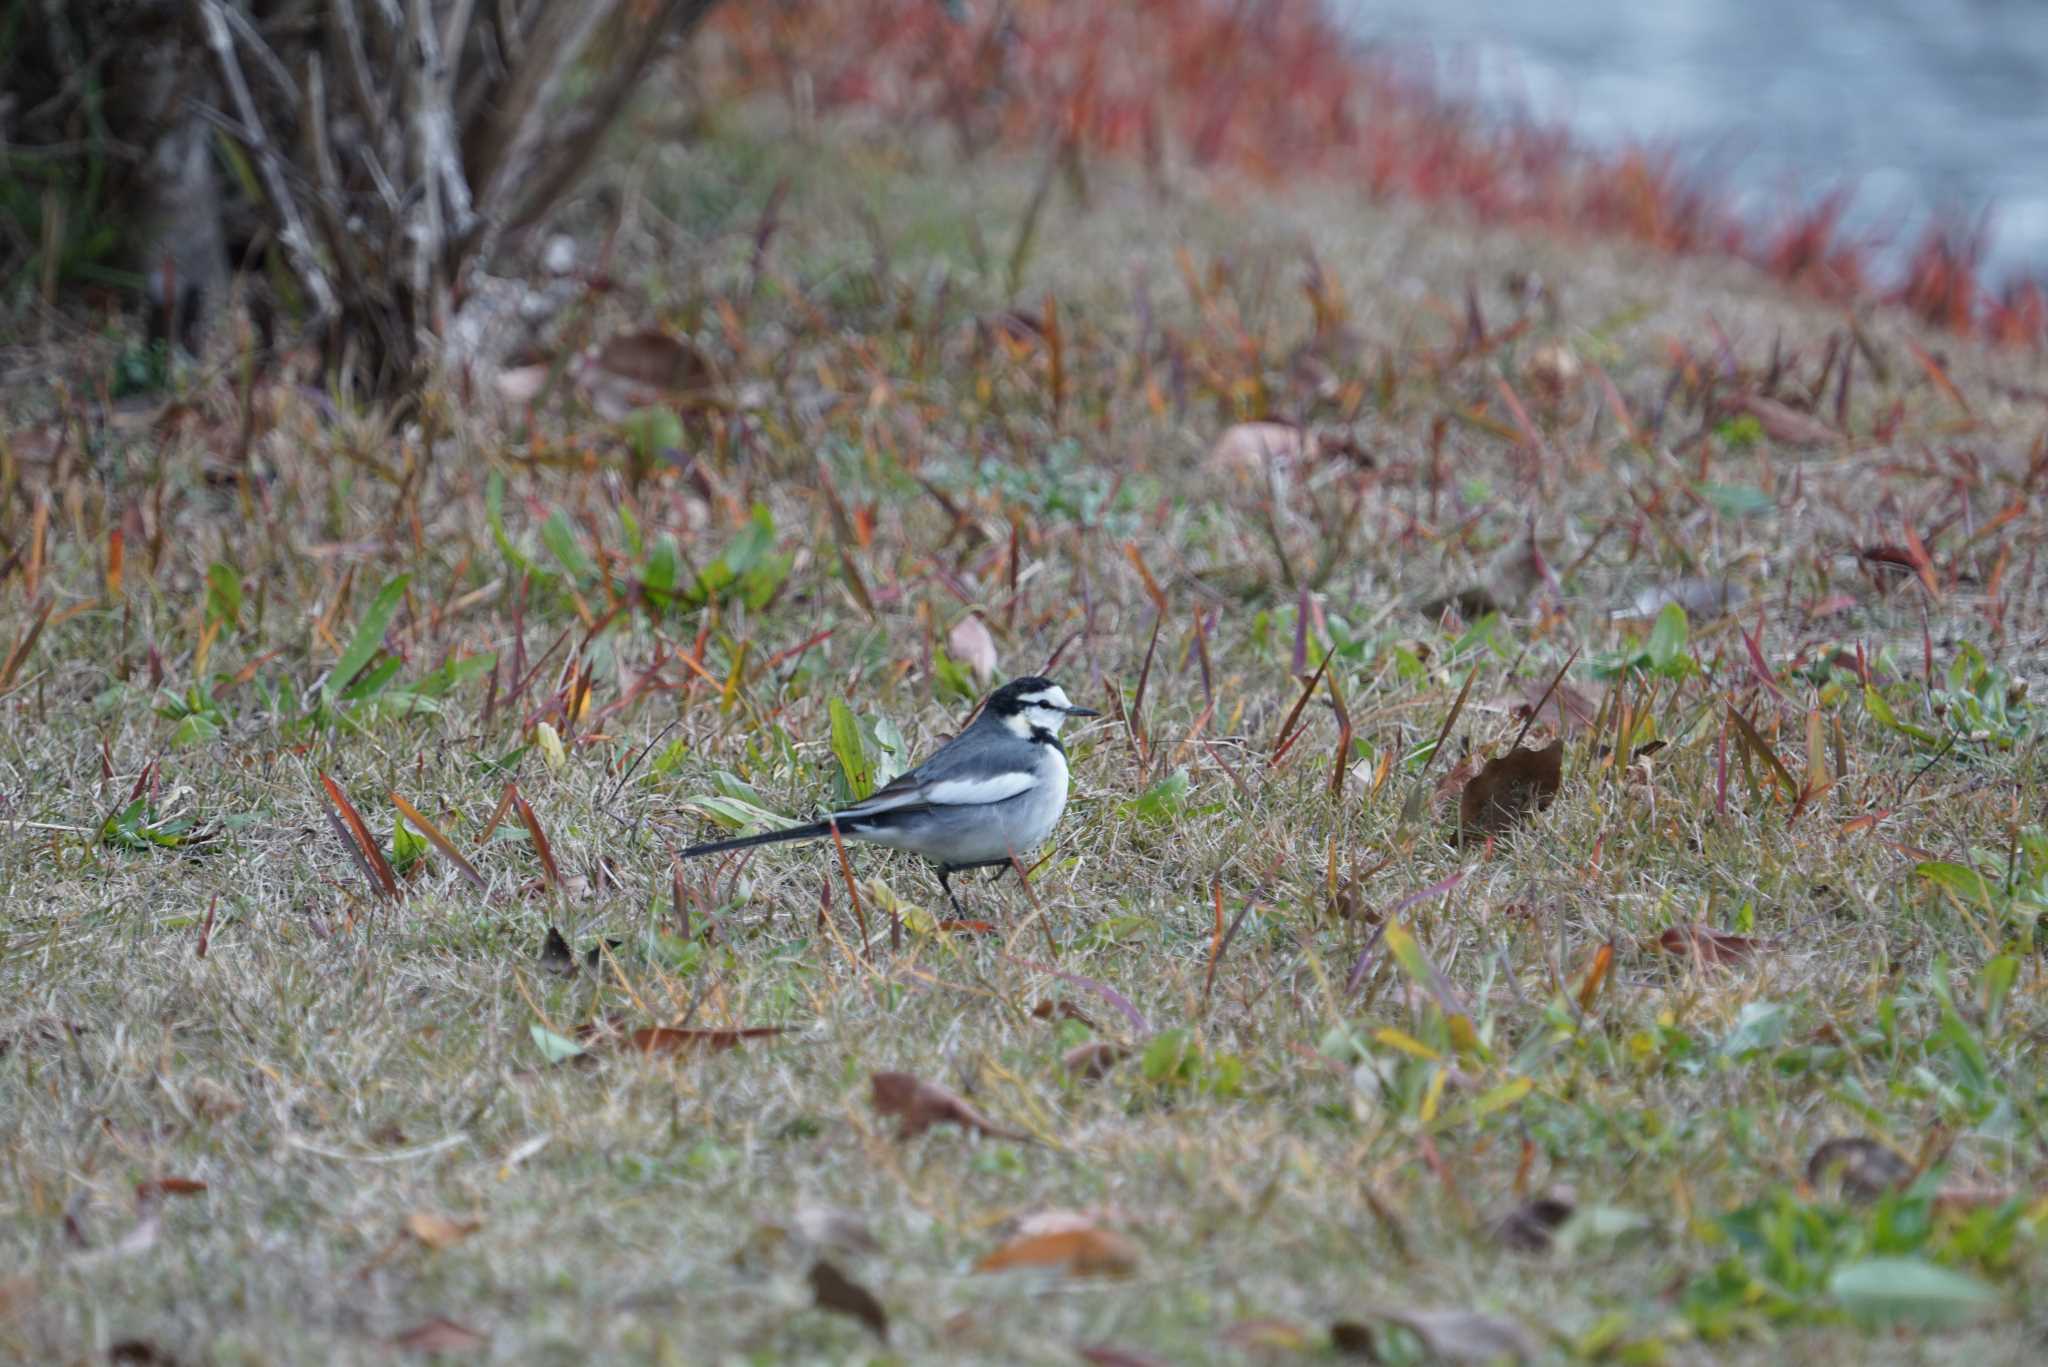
[{"xmin": 1016, "ymin": 685, "xmax": 1077, "ymax": 734}]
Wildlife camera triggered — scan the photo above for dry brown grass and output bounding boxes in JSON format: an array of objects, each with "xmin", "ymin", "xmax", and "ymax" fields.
[{"xmin": 3, "ymin": 96, "xmax": 2046, "ymax": 1363}]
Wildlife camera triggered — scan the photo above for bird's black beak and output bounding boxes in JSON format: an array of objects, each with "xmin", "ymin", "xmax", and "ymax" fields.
[{"xmin": 1064, "ymin": 705, "xmax": 1101, "ymax": 717}]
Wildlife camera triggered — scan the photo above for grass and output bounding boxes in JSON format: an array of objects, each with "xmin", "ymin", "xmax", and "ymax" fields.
[{"xmin": 5, "ymin": 83, "xmax": 2048, "ymax": 1365}]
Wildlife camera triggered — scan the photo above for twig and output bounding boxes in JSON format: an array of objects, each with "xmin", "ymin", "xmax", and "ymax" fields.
[{"xmin": 195, "ymin": 0, "xmax": 337, "ymax": 322}]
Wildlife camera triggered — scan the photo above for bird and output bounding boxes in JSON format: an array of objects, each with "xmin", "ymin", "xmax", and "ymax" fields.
[{"xmin": 678, "ymin": 676, "xmax": 1098, "ymax": 914}]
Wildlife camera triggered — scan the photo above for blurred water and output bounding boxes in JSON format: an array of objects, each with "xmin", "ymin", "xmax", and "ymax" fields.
[{"xmin": 1331, "ymin": 0, "xmax": 2048, "ymax": 282}]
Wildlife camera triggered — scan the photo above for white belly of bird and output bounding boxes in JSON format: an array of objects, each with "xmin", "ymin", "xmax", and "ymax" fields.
[{"xmin": 859, "ymin": 745, "xmax": 1070, "ymax": 866}]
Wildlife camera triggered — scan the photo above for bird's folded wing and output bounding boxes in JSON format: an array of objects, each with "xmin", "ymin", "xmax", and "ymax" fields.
[{"xmin": 837, "ymin": 769, "xmax": 1037, "ymax": 818}]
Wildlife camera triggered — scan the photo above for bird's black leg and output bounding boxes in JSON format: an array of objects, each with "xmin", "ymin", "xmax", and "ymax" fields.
[{"xmin": 936, "ymin": 865, "xmax": 969, "ymax": 918}]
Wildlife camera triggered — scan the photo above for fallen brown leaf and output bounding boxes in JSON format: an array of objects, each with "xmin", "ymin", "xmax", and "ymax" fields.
[
  {"xmin": 1222, "ymin": 1318, "xmax": 1312, "ymax": 1351},
  {"xmin": 1032, "ymin": 998, "xmax": 1099, "ymax": 1029},
  {"xmin": 1493, "ymin": 1190, "xmax": 1575, "ymax": 1253},
  {"xmin": 392, "ymin": 1316, "xmax": 487, "ymax": 1353},
  {"xmin": 948, "ymin": 614, "xmax": 999, "ymax": 682},
  {"xmin": 1806, "ymin": 1137, "xmax": 1913, "ymax": 1201},
  {"xmin": 1208, "ymin": 421, "xmax": 1310, "ymax": 486},
  {"xmin": 974, "ymin": 1225, "xmax": 1140, "ymax": 1277},
  {"xmin": 622, "ymin": 1025, "xmax": 791, "ymax": 1055},
  {"xmin": 1506, "ymin": 680, "xmax": 1597, "ymax": 736},
  {"xmin": 1623, "ymin": 577, "xmax": 1748, "ymax": 620},
  {"xmin": 1459, "ymin": 741, "xmax": 1563, "ymax": 839},
  {"xmin": 405, "ymin": 1210, "xmax": 482, "ymax": 1251},
  {"xmin": 870, "ymin": 1070, "xmax": 1026, "ymax": 1140},
  {"xmin": 1061, "ymin": 1041, "xmax": 1127, "ymax": 1081},
  {"xmin": 135, "ymin": 1177, "xmax": 207, "ymax": 1203},
  {"xmin": 1339, "ymin": 1308, "xmax": 1537, "ymax": 1363},
  {"xmin": 808, "ymin": 1258, "xmax": 888, "ymax": 1340},
  {"xmin": 0, "ymin": 1274, "xmax": 36, "ymax": 1321},
  {"xmin": 1077, "ymin": 1346, "xmax": 1172, "ymax": 1367},
  {"xmin": 1654, "ymin": 923, "xmax": 1765, "ymax": 965},
  {"xmin": 1734, "ymin": 393, "xmax": 1841, "ymax": 446}
]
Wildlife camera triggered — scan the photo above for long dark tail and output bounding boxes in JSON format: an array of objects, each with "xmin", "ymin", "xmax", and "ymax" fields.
[{"xmin": 679, "ymin": 821, "xmax": 831, "ymax": 860}]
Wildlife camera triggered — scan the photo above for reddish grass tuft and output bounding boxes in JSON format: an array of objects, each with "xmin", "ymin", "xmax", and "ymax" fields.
[{"xmin": 709, "ymin": 0, "xmax": 2044, "ymax": 350}]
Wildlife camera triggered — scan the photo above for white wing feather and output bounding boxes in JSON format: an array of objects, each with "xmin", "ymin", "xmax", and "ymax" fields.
[{"xmin": 839, "ymin": 770, "xmax": 1037, "ymax": 817}]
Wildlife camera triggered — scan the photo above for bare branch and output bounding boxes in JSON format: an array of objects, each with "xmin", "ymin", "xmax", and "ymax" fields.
[
  {"xmin": 218, "ymin": 1, "xmax": 301, "ymax": 108},
  {"xmin": 506, "ymin": 0, "xmax": 720, "ymax": 233},
  {"xmin": 194, "ymin": 0, "xmax": 337, "ymax": 322}
]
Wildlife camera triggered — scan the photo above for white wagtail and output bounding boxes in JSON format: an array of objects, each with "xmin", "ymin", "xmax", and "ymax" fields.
[{"xmin": 679, "ymin": 676, "xmax": 1098, "ymax": 914}]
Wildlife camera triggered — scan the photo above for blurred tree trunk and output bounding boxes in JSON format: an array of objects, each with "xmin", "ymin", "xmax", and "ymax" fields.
[{"xmin": 4, "ymin": 0, "xmax": 721, "ymax": 394}]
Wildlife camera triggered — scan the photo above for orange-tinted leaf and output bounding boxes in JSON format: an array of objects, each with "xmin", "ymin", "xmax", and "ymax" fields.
[
  {"xmin": 392, "ymin": 1317, "xmax": 486, "ymax": 1353},
  {"xmin": 1655, "ymin": 923, "xmax": 1764, "ymax": 965},
  {"xmin": 405, "ymin": 1211, "xmax": 482, "ymax": 1251},
  {"xmin": 508, "ymin": 786, "xmax": 560, "ymax": 890},
  {"xmin": 1574, "ymin": 943, "xmax": 1614, "ymax": 1012},
  {"xmin": 936, "ymin": 918, "xmax": 998, "ymax": 935},
  {"xmin": 869, "ymin": 1070, "xmax": 1026, "ymax": 1141},
  {"xmin": 975, "ymin": 1226, "xmax": 1140, "ymax": 1277},
  {"xmin": 319, "ymin": 772, "xmax": 400, "ymax": 899},
  {"xmin": 134, "ymin": 1177, "xmax": 206, "ymax": 1203},
  {"xmin": 1459, "ymin": 741, "xmax": 1563, "ymax": 838},
  {"xmin": 808, "ymin": 1258, "xmax": 888, "ymax": 1340},
  {"xmin": 622, "ymin": 1025, "xmax": 790, "ymax": 1055}
]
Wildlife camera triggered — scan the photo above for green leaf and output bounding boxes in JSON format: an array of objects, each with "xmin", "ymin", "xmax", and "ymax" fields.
[
  {"xmin": 829, "ymin": 698, "xmax": 876, "ymax": 801},
  {"xmin": 622, "ymin": 407, "xmax": 683, "ymax": 464},
  {"xmin": 1719, "ymin": 1000, "xmax": 1789, "ymax": 1058},
  {"xmin": 486, "ymin": 470, "xmax": 541, "ymax": 576},
  {"xmin": 1829, "ymin": 1257, "xmax": 1997, "ymax": 1327},
  {"xmin": 682, "ymin": 795, "xmax": 802, "ymax": 835},
  {"xmin": 1693, "ymin": 481, "xmax": 1774, "ymax": 518},
  {"xmin": 205, "ymin": 562, "xmax": 243, "ymax": 629},
  {"xmin": 1647, "ymin": 602, "xmax": 1689, "ymax": 676},
  {"xmin": 326, "ymin": 573, "xmax": 410, "ymax": 705},
  {"xmin": 643, "ymin": 536, "xmax": 681, "ymax": 604},
  {"xmin": 1918, "ymin": 861, "xmax": 1995, "ymax": 907},
  {"xmin": 1123, "ymin": 769, "xmax": 1189, "ymax": 824},
  {"xmin": 170, "ymin": 712, "xmax": 222, "ymax": 747},
  {"xmin": 391, "ymin": 819, "xmax": 427, "ymax": 875},
  {"xmin": 541, "ymin": 509, "xmax": 595, "ymax": 582},
  {"xmin": 1864, "ymin": 685, "xmax": 1939, "ymax": 744},
  {"xmin": 530, "ymin": 1025, "xmax": 585, "ymax": 1064},
  {"xmin": 1140, "ymin": 1028, "xmax": 1197, "ymax": 1085}
]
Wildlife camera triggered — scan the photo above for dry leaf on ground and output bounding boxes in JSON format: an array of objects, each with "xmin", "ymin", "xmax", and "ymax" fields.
[
  {"xmin": 1077, "ymin": 1346, "xmax": 1173, "ymax": 1367},
  {"xmin": 134, "ymin": 1177, "xmax": 207, "ymax": 1203},
  {"xmin": 622, "ymin": 1025, "xmax": 791, "ymax": 1055},
  {"xmin": 1208, "ymin": 421, "xmax": 1310, "ymax": 487},
  {"xmin": 1806, "ymin": 1137, "xmax": 1914, "ymax": 1201},
  {"xmin": 1493, "ymin": 1190, "xmax": 1576, "ymax": 1253},
  {"xmin": 1334, "ymin": 1308, "xmax": 1537, "ymax": 1363},
  {"xmin": 405, "ymin": 1211, "xmax": 482, "ymax": 1251},
  {"xmin": 869, "ymin": 1070, "xmax": 1026, "ymax": 1140},
  {"xmin": 1062, "ymin": 1041, "xmax": 1127, "ymax": 1081},
  {"xmin": 808, "ymin": 1258, "xmax": 888, "ymax": 1340},
  {"xmin": 1459, "ymin": 741, "xmax": 1563, "ymax": 839},
  {"xmin": 1734, "ymin": 393, "xmax": 1842, "ymax": 447},
  {"xmin": 1621, "ymin": 577, "xmax": 1748, "ymax": 620},
  {"xmin": 392, "ymin": 1316, "xmax": 487, "ymax": 1353},
  {"xmin": 975, "ymin": 1224, "xmax": 1140, "ymax": 1277},
  {"xmin": 948, "ymin": 615, "xmax": 999, "ymax": 681},
  {"xmin": 1654, "ymin": 923, "xmax": 1765, "ymax": 965}
]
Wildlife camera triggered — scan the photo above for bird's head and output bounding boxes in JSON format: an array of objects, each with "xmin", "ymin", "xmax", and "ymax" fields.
[{"xmin": 984, "ymin": 675, "xmax": 1099, "ymax": 737}]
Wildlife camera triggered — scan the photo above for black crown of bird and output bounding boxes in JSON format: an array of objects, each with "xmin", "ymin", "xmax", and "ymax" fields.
[{"xmin": 678, "ymin": 675, "xmax": 1098, "ymax": 914}]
